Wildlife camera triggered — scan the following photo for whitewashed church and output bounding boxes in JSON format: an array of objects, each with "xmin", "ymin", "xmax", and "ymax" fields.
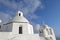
[{"xmin": 0, "ymin": 11, "xmax": 56, "ymax": 40}]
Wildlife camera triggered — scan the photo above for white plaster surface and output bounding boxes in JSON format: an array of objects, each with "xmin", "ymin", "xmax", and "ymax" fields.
[{"xmin": 0, "ymin": 34, "xmax": 46, "ymax": 40}]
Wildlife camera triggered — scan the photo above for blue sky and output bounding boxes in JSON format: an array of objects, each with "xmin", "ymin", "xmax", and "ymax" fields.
[{"xmin": 0, "ymin": 0, "xmax": 60, "ymax": 38}]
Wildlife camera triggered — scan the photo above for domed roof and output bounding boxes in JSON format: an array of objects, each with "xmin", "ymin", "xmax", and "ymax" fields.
[
  {"xmin": 43, "ymin": 24, "xmax": 48, "ymax": 28},
  {"xmin": 40, "ymin": 24, "xmax": 49, "ymax": 29},
  {"xmin": 9, "ymin": 11, "xmax": 29, "ymax": 23}
]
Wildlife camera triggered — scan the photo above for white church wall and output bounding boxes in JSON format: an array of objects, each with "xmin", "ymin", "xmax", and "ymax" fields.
[
  {"xmin": 0, "ymin": 32, "xmax": 10, "ymax": 39},
  {"xmin": 8, "ymin": 34, "xmax": 46, "ymax": 40},
  {"xmin": 43, "ymin": 29, "xmax": 49, "ymax": 37},
  {"xmin": 12, "ymin": 23, "xmax": 20, "ymax": 34},
  {"xmin": 49, "ymin": 28, "xmax": 56, "ymax": 40},
  {"xmin": 22, "ymin": 23, "xmax": 29, "ymax": 34},
  {"xmin": 0, "ymin": 23, "xmax": 13, "ymax": 39},
  {"xmin": 7, "ymin": 23, "xmax": 13, "ymax": 32},
  {"xmin": 12, "ymin": 23, "xmax": 32, "ymax": 34},
  {"xmin": 27, "ymin": 23, "xmax": 34, "ymax": 34}
]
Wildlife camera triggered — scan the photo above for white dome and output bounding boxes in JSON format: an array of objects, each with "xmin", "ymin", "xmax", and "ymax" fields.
[
  {"xmin": 9, "ymin": 11, "xmax": 29, "ymax": 23},
  {"xmin": 41, "ymin": 24, "xmax": 49, "ymax": 29}
]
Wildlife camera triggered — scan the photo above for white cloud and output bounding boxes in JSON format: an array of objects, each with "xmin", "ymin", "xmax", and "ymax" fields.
[{"xmin": 0, "ymin": 0, "xmax": 17, "ymax": 10}]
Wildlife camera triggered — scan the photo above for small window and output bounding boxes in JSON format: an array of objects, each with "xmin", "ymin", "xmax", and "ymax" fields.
[
  {"xmin": 50, "ymin": 37, "xmax": 53, "ymax": 40},
  {"xmin": 19, "ymin": 27, "xmax": 22, "ymax": 34},
  {"xmin": 19, "ymin": 13, "xmax": 21, "ymax": 16},
  {"xmin": 0, "ymin": 25, "xmax": 1, "ymax": 29},
  {"xmin": 50, "ymin": 29, "xmax": 53, "ymax": 35},
  {"xmin": 40, "ymin": 30, "xmax": 43, "ymax": 33}
]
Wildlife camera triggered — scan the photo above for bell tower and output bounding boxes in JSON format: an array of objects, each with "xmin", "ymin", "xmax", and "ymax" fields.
[
  {"xmin": 17, "ymin": 11, "xmax": 23, "ymax": 16},
  {"xmin": 39, "ymin": 24, "xmax": 56, "ymax": 40}
]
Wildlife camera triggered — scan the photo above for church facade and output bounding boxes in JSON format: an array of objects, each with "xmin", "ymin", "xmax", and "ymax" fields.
[{"xmin": 0, "ymin": 11, "xmax": 56, "ymax": 40}]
